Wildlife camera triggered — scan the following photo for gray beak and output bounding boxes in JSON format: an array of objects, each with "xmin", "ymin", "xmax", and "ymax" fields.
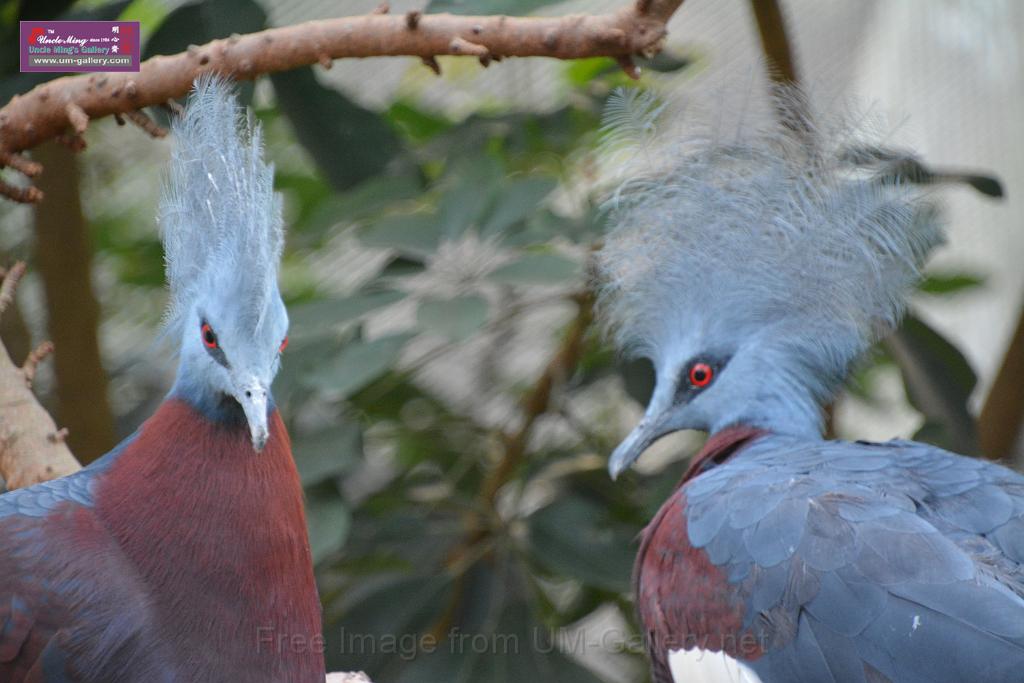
[
  {"xmin": 608, "ymin": 416, "xmax": 670, "ymax": 480},
  {"xmin": 237, "ymin": 380, "xmax": 270, "ymax": 452}
]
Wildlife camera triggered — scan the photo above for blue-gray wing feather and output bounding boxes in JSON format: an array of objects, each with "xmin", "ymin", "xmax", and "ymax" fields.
[{"xmin": 684, "ymin": 435, "xmax": 1024, "ymax": 683}]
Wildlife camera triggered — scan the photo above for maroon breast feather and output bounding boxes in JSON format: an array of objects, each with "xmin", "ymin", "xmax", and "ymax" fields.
[{"xmin": 634, "ymin": 425, "xmax": 768, "ymax": 682}]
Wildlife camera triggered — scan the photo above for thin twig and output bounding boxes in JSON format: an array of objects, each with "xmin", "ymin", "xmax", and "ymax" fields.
[
  {"xmin": 420, "ymin": 56, "xmax": 441, "ymax": 75},
  {"xmin": 0, "ymin": 179, "xmax": 43, "ymax": 203},
  {"xmin": 65, "ymin": 102, "xmax": 89, "ymax": 135},
  {"xmin": 0, "ymin": 150, "xmax": 42, "ymax": 177},
  {"xmin": 123, "ymin": 109, "xmax": 168, "ymax": 138},
  {"xmin": 481, "ymin": 290, "xmax": 595, "ymax": 504},
  {"xmin": 0, "ymin": 261, "xmax": 27, "ymax": 317},
  {"xmin": 22, "ymin": 341, "xmax": 54, "ymax": 387},
  {"xmin": 749, "ymin": 0, "xmax": 811, "ymax": 137}
]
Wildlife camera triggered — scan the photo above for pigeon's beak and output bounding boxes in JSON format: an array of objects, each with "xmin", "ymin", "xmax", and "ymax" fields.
[
  {"xmin": 236, "ymin": 379, "xmax": 270, "ymax": 452},
  {"xmin": 608, "ymin": 413, "xmax": 671, "ymax": 480}
]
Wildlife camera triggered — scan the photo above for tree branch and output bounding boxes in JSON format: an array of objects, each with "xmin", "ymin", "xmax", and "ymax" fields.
[
  {"xmin": 749, "ymin": 0, "xmax": 813, "ymax": 141},
  {"xmin": 442, "ymin": 289, "xmax": 595, "ymax": 563},
  {"xmin": 979, "ymin": 296, "xmax": 1024, "ymax": 462},
  {"xmin": 0, "ymin": 0, "xmax": 685, "ymax": 203},
  {"xmin": 0, "ymin": 263, "xmax": 82, "ymax": 490},
  {"xmin": 33, "ymin": 141, "xmax": 117, "ymax": 463},
  {"xmin": 749, "ymin": 0, "xmax": 798, "ymax": 85},
  {"xmin": 432, "ymin": 290, "xmax": 595, "ymax": 644},
  {"xmin": 481, "ymin": 290, "xmax": 595, "ymax": 505}
]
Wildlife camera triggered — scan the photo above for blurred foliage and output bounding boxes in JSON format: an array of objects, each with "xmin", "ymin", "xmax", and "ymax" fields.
[{"xmin": 0, "ymin": 0, "xmax": 1004, "ymax": 680}]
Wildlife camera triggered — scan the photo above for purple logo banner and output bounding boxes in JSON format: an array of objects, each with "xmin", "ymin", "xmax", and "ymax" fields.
[{"xmin": 20, "ymin": 21, "xmax": 141, "ymax": 73}]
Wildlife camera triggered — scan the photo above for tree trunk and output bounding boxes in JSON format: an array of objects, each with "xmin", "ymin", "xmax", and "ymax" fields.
[{"xmin": 32, "ymin": 141, "xmax": 116, "ymax": 463}]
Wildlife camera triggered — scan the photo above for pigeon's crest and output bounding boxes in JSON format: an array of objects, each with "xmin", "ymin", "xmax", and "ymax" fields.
[
  {"xmin": 157, "ymin": 76, "xmax": 283, "ymax": 339},
  {"xmin": 595, "ymin": 88, "xmax": 944, "ymax": 401}
]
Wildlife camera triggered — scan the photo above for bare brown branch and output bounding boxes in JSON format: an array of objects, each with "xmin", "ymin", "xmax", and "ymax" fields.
[
  {"xmin": 448, "ymin": 36, "xmax": 489, "ymax": 58},
  {"xmin": 65, "ymin": 102, "xmax": 89, "ymax": 135},
  {"xmin": 0, "ymin": 0, "xmax": 685, "ymax": 202},
  {"xmin": 0, "ymin": 151, "xmax": 42, "ymax": 177},
  {"xmin": 123, "ymin": 109, "xmax": 168, "ymax": 138},
  {"xmin": 749, "ymin": 0, "xmax": 812, "ymax": 138},
  {"xmin": 420, "ymin": 56, "xmax": 442, "ymax": 75},
  {"xmin": 22, "ymin": 341, "xmax": 54, "ymax": 388},
  {"xmin": 33, "ymin": 141, "xmax": 117, "ymax": 463},
  {"xmin": 0, "ymin": 178, "xmax": 43, "ymax": 203},
  {"xmin": 616, "ymin": 54, "xmax": 641, "ymax": 79},
  {"xmin": 0, "ymin": 262, "xmax": 26, "ymax": 317},
  {"xmin": 750, "ymin": 0, "xmax": 799, "ymax": 85},
  {"xmin": 980, "ymin": 301, "xmax": 1024, "ymax": 462},
  {"xmin": 0, "ymin": 263, "xmax": 81, "ymax": 490}
]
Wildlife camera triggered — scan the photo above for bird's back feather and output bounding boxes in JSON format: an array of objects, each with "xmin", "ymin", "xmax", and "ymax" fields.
[{"xmin": 638, "ymin": 435, "xmax": 1024, "ymax": 683}]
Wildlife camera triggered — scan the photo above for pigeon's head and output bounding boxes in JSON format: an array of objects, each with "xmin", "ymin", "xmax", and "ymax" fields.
[
  {"xmin": 158, "ymin": 77, "xmax": 288, "ymax": 452},
  {"xmin": 597, "ymin": 92, "xmax": 943, "ymax": 478}
]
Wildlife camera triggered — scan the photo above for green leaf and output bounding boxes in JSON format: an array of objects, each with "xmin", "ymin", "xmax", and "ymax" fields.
[
  {"xmin": 309, "ymin": 173, "xmax": 423, "ymax": 226},
  {"xmin": 636, "ymin": 50, "xmax": 692, "ymax": 73},
  {"xmin": 305, "ymin": 480, "xmax": 351, "ymax": 564},
  {"xmin": 271, "ymin": 67, "xmax": 404, "ymax": 191},
  {"xmin": 528, "ymin": 496, "xmax": 636, "ymax": 592},
  {"xmin": 288, "ymin": 291, "xmax": 406, "ymax": 344},
  {"xmin": 620, "ymin": 357, "xmax": 655, "ymax": 407},
  {"xmin": 480, "ymin": 177, "xmax": 557, "ymax": 237},
  {"xmin": 306, "ymin": 333, "xmax": 414, "ymax": 397},
  {"xmin": 393, "ymin": 570, "xmax": 607, "ymax": 683},
  {"xmin": 143, "ymin": 0, "xmax": 264, "ymax": 58},
  {"xmin": 274, "ymin": 170, "xmax": 333, "ymax": 215},
  {"xmin": 120, "ymin": 0, "xmax": 169, "ymax": 36},
  {"xmin": 379, "ymin": 255, "xmax": 427, "ymax": 279},
  {"xmin": 488, "ymin": 251, "xmax": 580, "ymax": 286},
  {"xmin": 275, "ymin": 337, "xmax": 346, "ymax": 409},
  {"xmin": 565, "ymin": 58, "xmax": 618, "ymax": 87},
  {"xmin": 919, "ymin": 272, "xmax": 985, "ymax": 295},
  {"xmin": 290, "ymin": 172, "xmax": 425, "ymax": 244},
  {"xmin": 139, "ymin": 0, "xmax": 264, "ymax": 121},
  {"xmin": 324, "ymin": 574, "xmax": 454, "ymax": 675},
  {"xmin": 360, "ymin": 213, "xmax": 444, "ymax": 258},
  {"xmin": 378, "ymin": 254, "xmax": 425, "ymax": 278},
  {"xmin": 417, "ymin": 295, "xmax": 489, "ymax": 341},
  {"xmin": 143, "ymin": 1, "xmax": 201, "ymax": 57},
  {"xmin": 387, "ymin": 101, "xmax": 454, "ymax": 142},
  {"xmin": 16, "ymin": 0, "xmax": 76, "ymax": 22},
  {"xmin": 294, "ymin": 419, "xmax": 362, "ymax": 486},
  {"xmin": 437, "ymin": 155, "xmax": 504, "ymax": 239},
  {"xmin": 425, "ymin": 0, "xmax": 564, "ymax": 15},
  {"xmin": 886, "ymin": 313, "xmax": 978, "ymax": 453}
]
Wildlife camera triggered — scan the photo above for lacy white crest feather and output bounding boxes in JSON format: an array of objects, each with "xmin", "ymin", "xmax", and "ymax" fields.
[
  {"xmin": 158, "ymin": 76, "xmax": 283, "ymax": 336},
  {"xmin": 595, "ymin": 88, "xmax": 943, "ymax": 394}
]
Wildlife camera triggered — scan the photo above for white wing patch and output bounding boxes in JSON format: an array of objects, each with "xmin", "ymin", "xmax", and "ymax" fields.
[{"xmin": 669, "ymin": 649, "xmax": 763, "ymax": 683}]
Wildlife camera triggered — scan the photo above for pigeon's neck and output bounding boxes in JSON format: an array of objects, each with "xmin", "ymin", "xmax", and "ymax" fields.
[
  {"xmin": 168, "ymin": 363, "xmax": 254, "ymax": 425},
  {"xmin": 709, "ymin": 375, "xmax": 825, "ymax": 441},
  {"xmin": 682, "ymin": 425, "xmax": 769, "ymax": 485},
  {"xmin": 93, "ymin": 399, "xmax": 323, "ymax": 677}
]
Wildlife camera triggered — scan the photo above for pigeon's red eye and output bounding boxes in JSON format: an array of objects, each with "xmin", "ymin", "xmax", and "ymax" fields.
[
  {"xmin": 201, "ymin": 323, "xmax": 218, "ymax": 349},
  {"xmin": 689, "ymin": 362, "xmax": 713, "ymax": 388},
  {"xmin": 279, "ymin": 336, "xmax": 289, "ymax": 353}
]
